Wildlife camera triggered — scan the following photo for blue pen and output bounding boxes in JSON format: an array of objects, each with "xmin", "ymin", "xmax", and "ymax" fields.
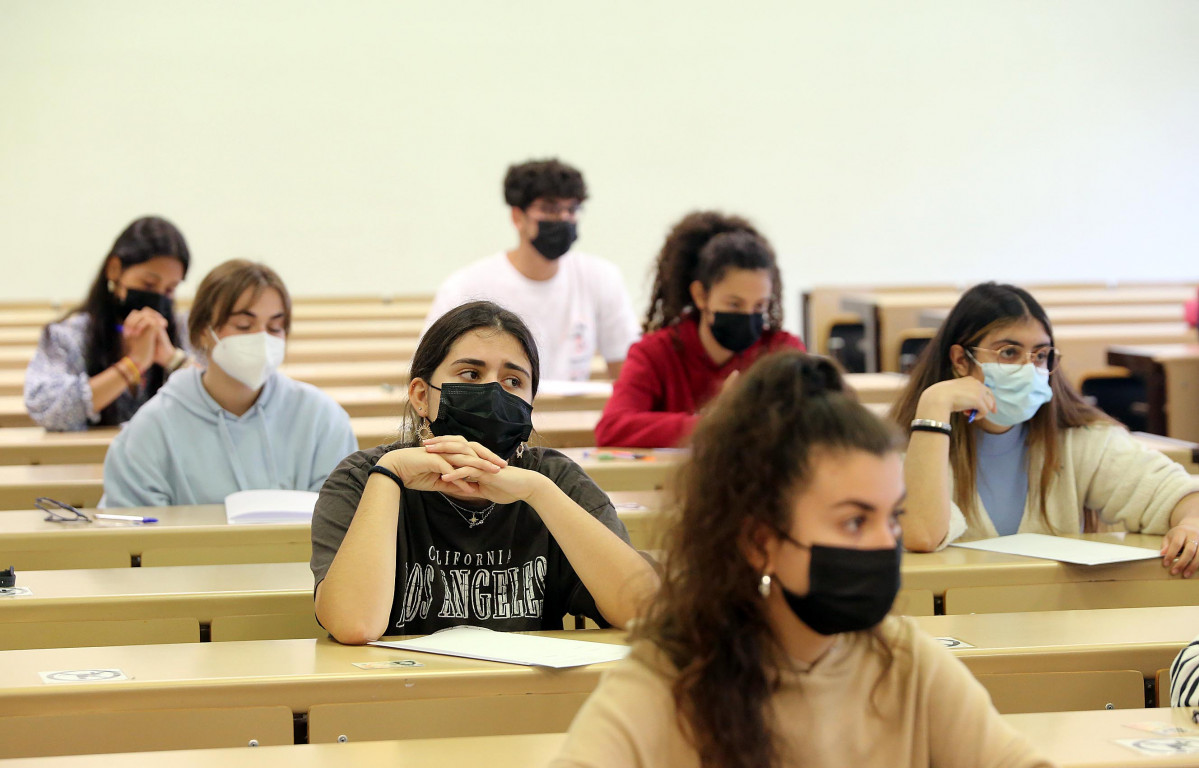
[
  {"xmin": 967, "ymin": 410, "xmax": 977, "ymax": 423},
  {"xmin": 95, "ymin": 513, "xmax": 158, "ymax": 524}
]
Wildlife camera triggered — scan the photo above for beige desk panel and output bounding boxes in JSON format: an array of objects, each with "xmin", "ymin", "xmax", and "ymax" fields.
[
  {"xmin": 0, "ymin": 733, "xmax": 568, "ymax": 768},
  {"xmin": 0, "ymin": 491, "xmax": 663, "ymax": 569},
  {"xmin": 1006, "ymin": 707, "xmax": 1199, "ymax": 768},
  {"xmin": 0, "ymin": 463, "xmax": 104, "ymax": 510},
  {"xmin": 0, "ymin": 631, "xmax": 627, "ymax": 718},
  {"xmin": 902, "ymin": 534, "xmax": 1174, "ymax": 593},
  {"xmin": 912, "ymin": 604, "xmax": 1199, "ymax": 677},
  {"xmin": 0, "ymin": 370, "xmax": 21, "ymax": 397},
  {"xmin": 0, "ymin": 562, "xmax": 315, "ymax": 624},
  {"xmin": 4, "ymin": 707, "xmax": 1199, "ymax": 768},
  {"xmin": 558, "ymin": 448, "xmax": 682, "ymax": 491},
  {"xmin": 287, "ymin": 318, "xmax": 424, "ymax": 341}
]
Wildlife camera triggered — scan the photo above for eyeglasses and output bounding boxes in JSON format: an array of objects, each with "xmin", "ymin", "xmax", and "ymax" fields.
[
  {"xmin": 36, "ymin": 497, "xmax": 92, "ymax": 524},
  {"xmin": 967, "ymin": 345, "xmax": 1062, "ymax": 373},
  {"xmin": 527, "ymin": 200, "xmax": 581, "ymax": 220}
]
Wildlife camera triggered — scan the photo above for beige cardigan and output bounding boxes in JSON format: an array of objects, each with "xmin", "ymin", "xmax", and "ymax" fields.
[
  {"xmin": 942, "ymin": 424, "xmax": 1199, "ymax": 547},
  {"xmin": 551, "ymin": 616, "xmax": 1054, "ymax": 768}
]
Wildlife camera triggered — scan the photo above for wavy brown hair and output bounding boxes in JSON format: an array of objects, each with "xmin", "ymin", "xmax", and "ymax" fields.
[
  {"xmin": 642, "ymin": 211, "xmax": 783, "ymax": 333},
  {"xmin": 889, "ymin": 282, "xmax": 1112, "ymax": 531},
  {"xmin": 635, "ymin": 351, "xmax": 902, "ymax": 768}
]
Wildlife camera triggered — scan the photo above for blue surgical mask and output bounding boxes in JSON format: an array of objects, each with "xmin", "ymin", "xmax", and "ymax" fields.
[{"xmin": 979, "ymin": 362, "xmax": 1053, "ymax": 427}]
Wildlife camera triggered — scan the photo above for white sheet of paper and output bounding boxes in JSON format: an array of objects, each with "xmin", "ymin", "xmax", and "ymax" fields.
[
  {"xmin": 950, "ymin": 533, "xmax": 1160, "ymax": 566},
  {"xmin": 536, "ymin": 380, "xmax": 614, "ymax": 398},
  {"xmin": 1115, "ymin": 737, "xmax": 1199, "ymax": 755},
  {"xmin": 0, "ymin": 587, "xmax": 32, "ymax": 598},
  {"xmin": 224, "ymin": 489, "xmax": 319, "ymax": 525},
  {"xmin": 937, "ymin": 637, "xmax": 975, "ymax": 649},
  {"xmin": 370, "ymin": 626, "xmax": 630, "ymax": 669}
]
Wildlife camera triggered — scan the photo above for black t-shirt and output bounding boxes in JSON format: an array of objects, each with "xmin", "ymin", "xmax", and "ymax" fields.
[{"xmin": 311, "ymin": 442, "xmax": 631, "ymax": 634}]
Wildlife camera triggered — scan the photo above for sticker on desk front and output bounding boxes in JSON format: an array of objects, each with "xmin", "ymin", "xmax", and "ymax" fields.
[
  {"xmin": 937, "ymin": 637, "xmax": 974, "ymax": 649},
  {"xmin": 39, "ymin": 669, "xmax": 128, "ymax": 684},
  {"xmin": 352, "ymin": 660, "xmax": 425, "ymax": 670},
  {"xmin": 0, "ymin": 587, "xmax": 32, "ymax": 598},
  {"xmin": 1115, "ymin": 737, "xmax": 1199, "ymax": 755}
]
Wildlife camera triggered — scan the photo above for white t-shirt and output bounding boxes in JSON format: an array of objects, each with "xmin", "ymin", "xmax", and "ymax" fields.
[{"xmin": 424, "ymin": 251, "xmax": 640, "ymax": 381}]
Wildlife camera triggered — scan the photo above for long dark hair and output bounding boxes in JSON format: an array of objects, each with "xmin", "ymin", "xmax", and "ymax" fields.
[
  {"xmin": 636, "ymin": 351, "xmax": 901, "ymax": 768},
  {"xmin": 71, "ymin": 216, "xmax": 190, "ymax": 425},
  {"xmin": 642, "ymin": 211, "xmax": 783, "ymax": 333},
  {"xmin": 399, "ymin": 301, "xmax": 541, "ymax": 444},
  {"xmin": 889, "ymin": 282, "xmax": 1111, "ymax": 530}
]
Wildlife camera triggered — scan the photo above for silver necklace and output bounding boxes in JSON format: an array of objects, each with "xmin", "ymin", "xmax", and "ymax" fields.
[{"xmin": 437, "ymin": 492, "xmax": 497, "ymax": 528}]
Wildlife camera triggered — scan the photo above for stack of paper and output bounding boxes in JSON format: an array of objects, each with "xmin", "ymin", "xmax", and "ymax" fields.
[
  {"xmin": 371, "ymin": 625, "xmax": 630, "ymax": 669},
  {"xmin": 951, "ymin": 533, "xmax": 1161, "ymax": 566},
  {"xmin": 224, "ymin": 489, "xmax": 319, "ymax": 525}
]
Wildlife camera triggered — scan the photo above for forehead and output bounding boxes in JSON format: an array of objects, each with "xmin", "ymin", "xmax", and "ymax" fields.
[
  {"xmin": 124, "ymin": 256, "xmax": 185, "ymax": 282},
  {"xmin": 530, "ymin": 196, "xmax": 579, "ymax": 208},
  {"xmin": 442, "ymin": 328, "xmax": 531, "ymax": 368},
  {"xmin": 229, "ymin": 285, "xmax": 284, "ymax": 315},
  {"xmin": 792, "ymin": 450, "xmax": 903, "ymax": 518},
  {"xmin": 979, "ymin": 317, "xmax": 1051, "ymax": 347},
  {"xmin": 710, "ymin": 267, "xmax": 773, "ymax": 296}
]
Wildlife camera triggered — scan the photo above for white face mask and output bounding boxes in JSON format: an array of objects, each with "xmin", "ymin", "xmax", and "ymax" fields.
[{"xmin": 208, "ymin": 329, "xmax": 286, "ymax": 390}]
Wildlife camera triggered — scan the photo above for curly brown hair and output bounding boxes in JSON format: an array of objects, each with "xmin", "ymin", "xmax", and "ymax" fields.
[
  {"xmin": 635, "ymin": 350, "xmax": 902, "ymax": 768},
  {"xmin": 642, "ymin": 211, "xmax": 783, "ymax": 333},
  {"xmin": 502, "ymin": 158, "xmax": 588, "ymax": 209}
]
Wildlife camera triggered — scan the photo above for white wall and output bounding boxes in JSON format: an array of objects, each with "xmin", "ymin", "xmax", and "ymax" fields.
[{"xmin": 2, "ymin": 1, "xmax": 1197, "ymax": 333}]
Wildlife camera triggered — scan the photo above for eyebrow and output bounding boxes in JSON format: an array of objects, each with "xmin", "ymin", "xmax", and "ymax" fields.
[
  {"xmin": 992, "ymin": 338, "xmax": 1050, "ymax": 349},
  {"xmin": 450, "ymin": 358, "xmax": 533, "ymax": 378},
  {"xmin": 231, "ymin": 310, "xmax": 286, "ymax": 320}
]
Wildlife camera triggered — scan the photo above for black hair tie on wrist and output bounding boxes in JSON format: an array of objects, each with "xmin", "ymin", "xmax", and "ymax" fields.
[{"xmin": 368, "ymin": 464, "xmax": 404, "ymax": 488}]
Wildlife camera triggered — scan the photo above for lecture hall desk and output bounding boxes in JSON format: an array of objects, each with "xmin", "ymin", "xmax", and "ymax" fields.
[
  {"xmin": 0, "ymin": 410, "xmax": 605, "ymax": 468},
  {"xmin": 0, "ymin": 606, "xmax": 1196, "ymax": 752},
  {"xmin": 0, "ymin": 372, "xmax": 895, "ymax": 429},
  {"xmin": 0, "ymin": 319, "xmax": 428, "ymax": 348},
  {"xmin": 841, "ymin": 286, "xmax": 1195, "ymax": 372},
  {"xmin": 1108, "ymin": 344, "xmax": 1199, "ymax": 443},
  {"xmin": 0, "ymin": 448, "xmax": 680, "ymax": 511},
  {"xmin": 5, "ymin": 709, "xmax": 1199, "ymax": 768}
]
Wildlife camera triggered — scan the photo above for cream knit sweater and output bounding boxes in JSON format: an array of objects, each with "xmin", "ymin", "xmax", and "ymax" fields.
[{"xmin": 942, "ymin": 424, "xmax": 1199, "ymax": 547}]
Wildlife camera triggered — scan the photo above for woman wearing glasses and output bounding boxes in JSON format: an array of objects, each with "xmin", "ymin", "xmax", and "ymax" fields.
[{"xmin": 890, "ymin": 282, "xmax": 1199, "ymax": 573}]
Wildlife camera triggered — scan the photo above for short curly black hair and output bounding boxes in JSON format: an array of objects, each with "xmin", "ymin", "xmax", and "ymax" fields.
[{"xmin": 503, "ymin": 158, "xmax": 589, "ymax": 209}]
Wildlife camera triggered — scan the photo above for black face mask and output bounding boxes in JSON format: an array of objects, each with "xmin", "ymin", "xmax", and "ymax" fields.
[
  {"xmin": 428, "ymin": 382, "xmax": 534, "ymax": 460},
  {"xmin": 118, "ymin": 288, "xmax": 173, "ymax": 320},
  {"xmin": 777, "ymin": 540, "xmax": 901, "ymax": 636},
  {"xmin": 530, "ymin": 220, "xmax": 577, "ymax": 261},
  {"xmin": 709, "ymin": 311, "xmax": 765, "ymax": 354}
]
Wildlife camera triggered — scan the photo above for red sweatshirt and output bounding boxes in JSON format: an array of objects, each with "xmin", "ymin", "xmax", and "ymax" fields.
[{"xmin": 595, "ymin": 314, "xmax": 805, "ymax": 448}]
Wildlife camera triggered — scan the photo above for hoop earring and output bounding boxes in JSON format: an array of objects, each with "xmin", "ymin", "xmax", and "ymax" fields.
[
  {"xmin": 758, "ymin": 573, "xmax": 772, "ymax": 599},
  {"xmin": 417, "ymin": 419, "xmax": 434, "ymax": 443}
]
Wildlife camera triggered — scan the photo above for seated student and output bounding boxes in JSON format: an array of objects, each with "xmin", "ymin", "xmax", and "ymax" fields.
[
  {"xmin": 595, "ymin": 211, "xmax": 804, "ymax": 448},
  {"xmin": 1170, "ymin": 635, "xmax": 1199, "ymax": 706},
  {"xmin": 891, "ymin": 282, "xmax": 1199, "ymax": 563},
  {"xmin": 25, "ymin": 216, "xmax": 193, "ymax": 431},
  {"xmin": 423, "ymin": 158, "xmax": 640, "ymax": 381},
  {"xmin": 102, "ymin": 259, "xmax": 356, "ymax": 507},
  {"xmin": 312, "ymin": 300, "xmax": 658, "ymax": 645},
  {"xmin": 553, "ymin": 352, "xmax": 1051, "ymax": 768}
]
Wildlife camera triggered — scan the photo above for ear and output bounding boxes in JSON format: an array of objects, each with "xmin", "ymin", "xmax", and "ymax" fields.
[
  {"xmin": 104, "ymin": 256, "xmax": 122, "ymax": 284},
  {"xmin": 740, "ymin": 518, "xmax": 781, "ymax": 575},
  {"xmin": 409, "ymin": 377, "xmax": 434, "ymax": 421},
  {"xmin": 948, "ymin": 344, "xmax": 971, "ymax": 378},
  {"xmin": 689, "ymin": 280, "xmax": 708, "ymax": 313}
]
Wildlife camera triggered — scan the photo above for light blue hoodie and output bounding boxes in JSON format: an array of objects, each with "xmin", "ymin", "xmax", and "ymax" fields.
[{"xmin": 101, "ymin": 368, "xmax": 358, "ymax": 508}]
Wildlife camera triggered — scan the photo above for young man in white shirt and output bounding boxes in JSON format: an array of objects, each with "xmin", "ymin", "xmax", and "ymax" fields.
[{"xmin": 424, "ymin": 158, "xmax": 640, "ymax": 381}]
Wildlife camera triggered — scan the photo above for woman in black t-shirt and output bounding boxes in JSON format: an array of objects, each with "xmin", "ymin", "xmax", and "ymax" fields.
[{"xmin": 312, "ymin": 301, "xmax": 658, "ymax": 644}]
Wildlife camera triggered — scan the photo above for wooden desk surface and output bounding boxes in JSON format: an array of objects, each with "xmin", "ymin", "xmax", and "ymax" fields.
[
  {"xmin": 0, "ymin": 562, "xmax": 314, "ymax": 624},
  {"xmin": 0, "ymin": 630, "xmax": 628, "ymax": 718},
  {"xmin": 902, "ymin": 533, "xmax": 1173, "ymax": 593},
  {"xmin": 0, "ymin": 491, "xmax": 665, "ymax": 569},
  {"xmin": 911, "ymin": 604, "xmax": 1199, "ymax": 677},
  {"xmin": 920, "ymin": 303, "xmax": 1187, "ymax": 328},
  {"xmin": 6, "ymin": 709, "xmax": 1199, "ymax": 768},
  {"xmin": 0, "ymin": 734, "xmax": 569, "ymax": 768},
  {"xmin": 847, "ymin": 287, "xmax": 1197, "ymax": 310}
]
